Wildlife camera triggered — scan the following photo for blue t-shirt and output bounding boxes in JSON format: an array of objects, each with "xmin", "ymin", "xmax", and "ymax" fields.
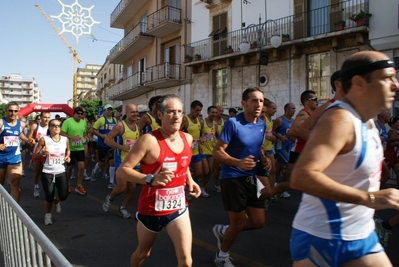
[{"xmin": 219, "ymin": 113, "xmax": 265, "ymax": 179}]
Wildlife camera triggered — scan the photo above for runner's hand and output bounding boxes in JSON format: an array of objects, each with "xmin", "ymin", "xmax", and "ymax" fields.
[{"xmin": 238, "ymin": 155, "xmax": 256, "ymax": 170}]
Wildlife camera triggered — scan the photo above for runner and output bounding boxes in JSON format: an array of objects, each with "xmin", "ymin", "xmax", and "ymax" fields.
[
  {"xmin": 116, "ymin": 94, "xmax": 201, "ymax": 267},
  {"xmin": 103, "ymin": 104, "xmax": 140, "ymax": 219},
  {"xmin": 290, "ymin": 51, "xmax": 399, "ymax": 266},
  {"xmin": 0, "ymin": 102, "xmax": 33, "ymax": 202},
  {"xmin": 34, "ymin": 119, "xmax": 70, "ymax": 225},
  {"xmin": 27, "ymin": 111, "xmax": 50, "ymax": 198}
]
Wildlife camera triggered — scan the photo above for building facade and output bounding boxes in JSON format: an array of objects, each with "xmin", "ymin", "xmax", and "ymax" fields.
[
  {"xmin": 102, "ymin": 0, "xmax": 399, "ymax": 116},
  {"xmin": 0, "ymin": 73, "xmax": 41, "ymax": 107},
  {"xmin": 96, "ymin": 56, "xmax": 123, "ymax": 108},
  {"xmin": 76, "ymin": 64, "xmax": 102, "ymax": 105},
  {"xmin": 186, "ymin": 0, "xmax": 399, "ymax": 116},
  {"xmin": 107, "ymin": 0, "xmax": 192, "ymax": 114}
]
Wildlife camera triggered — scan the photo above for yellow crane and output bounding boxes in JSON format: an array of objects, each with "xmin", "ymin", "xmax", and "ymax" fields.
[{"xmin": 34, "ymin": 4, "xmax": 82, "ymax": 108}]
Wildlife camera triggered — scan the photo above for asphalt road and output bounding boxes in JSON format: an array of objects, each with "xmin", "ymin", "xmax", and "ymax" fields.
[{"xmin": 4, "ymin": 157, "xmax": 399, "ymax": 267}]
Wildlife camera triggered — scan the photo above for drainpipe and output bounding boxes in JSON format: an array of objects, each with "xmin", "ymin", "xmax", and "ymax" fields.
[{"xmin": 289, "ymin": 46, "xmax": 292, "ymax": 103}]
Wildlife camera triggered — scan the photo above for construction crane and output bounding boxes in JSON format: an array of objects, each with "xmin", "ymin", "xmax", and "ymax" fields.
[{"xmin": 34, "ymin": 4, "xmax": 82, "ymax": 108}]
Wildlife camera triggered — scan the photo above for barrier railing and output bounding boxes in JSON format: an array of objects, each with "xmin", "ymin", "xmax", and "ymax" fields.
[{"xmin": 0, "ymin": 185, "xmax": 72, "ymax": 267}]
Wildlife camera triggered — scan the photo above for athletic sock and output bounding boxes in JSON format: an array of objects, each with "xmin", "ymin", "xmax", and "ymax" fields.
[
  {"xmin": 218, "ymin": 250, "xmax": 229, "ymax": 258},
  {"xmin": 109, "ymin": 167, "xmax": 115, "ymax": 184}
]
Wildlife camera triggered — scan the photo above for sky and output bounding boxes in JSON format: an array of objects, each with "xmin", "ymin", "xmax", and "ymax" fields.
[{"xmin": 0, "ymin": 0, "xmax": 123, "ymax": 104}]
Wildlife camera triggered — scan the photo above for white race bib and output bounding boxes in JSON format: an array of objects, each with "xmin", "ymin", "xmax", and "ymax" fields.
[
  {"xmin": 4, "ymin": 136, "xmax": 19, "ymax": 147},
  {"xmin": 49, "ymin": 153, "xmax": 65, "ymax": 165},
  {"xmin": 154, "ymin": 186, "xmax": 185, "ymax": 211},
  {"xmin": 125, "ymin": 139, "xmax": 136, "ymax": 150}
]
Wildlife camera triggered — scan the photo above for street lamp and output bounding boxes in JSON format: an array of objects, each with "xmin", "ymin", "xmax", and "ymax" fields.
[
  {"xmin": 239, "ymin": 15, "xmax": 282, "ymax": 53},
  {"xmin": 239, "ymin": 15, "xmax": 282, "ymax": 86}
]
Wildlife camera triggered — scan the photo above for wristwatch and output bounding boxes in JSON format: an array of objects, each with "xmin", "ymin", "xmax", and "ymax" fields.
[{"xmin": 145, "ymin": 174, "xmax": 154, "ymax": 186}]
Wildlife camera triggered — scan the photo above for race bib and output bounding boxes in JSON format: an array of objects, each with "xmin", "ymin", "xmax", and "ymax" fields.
[
  {"xmin": 203, "ymin": 132, "xmax": 214, "ymax": 142},
  {"xmin": 49, "ymin": 153, "xmax": 65, "ymax": 165},
  {"xmin": 368, "ymin": 161, "xmax": 382, "ymax": 192},
  {"xmin": 163, "ymin": 162, "xmax": 177, "ymax": 172},
  {"xmin": 265, "ymin": 130, "xmax": 273, "ymax": 136},
  {"xmin": 191, "ymin": 139, "xmax": 199, "ymax": 149},
  {"xmin": 4, "ymin": 136, "xmax": 19, "ymax": 147},
  {"xmin": 125, "ymin": 139, "xmax": 136, "ymax": 150},
  {"xmin": 154, "ymin": 186, "xmax": 185, "ymax": 211},
  {"xmin": 72, "ymin": 139, "xmax": 82, "ymax": 146}
]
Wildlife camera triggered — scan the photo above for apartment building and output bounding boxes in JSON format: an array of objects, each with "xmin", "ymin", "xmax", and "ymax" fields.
[
  {"xmin": 103, "ymin": 0, "xmax": 399, "ymax": 116},
  {"xmin": 0, "ymin": 73, "xmax": 41, "ymax": 107},
  {"xmin": 76, "ymin": 64, "xmax": 102, "ymax": 105},
  {"xmin": 107, "ymin": 0, "xmax": 192, "ymax": 113},
  {"xmin": 185, "ymin": 0, "xmax": 399, "ymax": 116},
  {"xmin": 96, "ymin": 56, "xmax": 123, "ymax": 108}
]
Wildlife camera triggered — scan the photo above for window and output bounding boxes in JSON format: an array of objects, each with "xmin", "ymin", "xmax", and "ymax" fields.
[
  {"xmin": 211, "ymin": 13, "xmax": 228, "ymax": 57},
  {"xmin": 138, "ymin": 58, "xmax": 146, "ymax": 85},
  {"xmin": 308, "ymin": 52, "xmax": 330, "ymax": 100},
  {"xmin": 213, "ymin": 69, "xmax": 227, "ymax": 106}
]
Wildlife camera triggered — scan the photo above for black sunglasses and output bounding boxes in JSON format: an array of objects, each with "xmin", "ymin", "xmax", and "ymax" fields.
[
  {"xmin": 8, "ymin": 110, "xmax": 18, "ymax": 113},
  {"xmin": 307, "ymin": 97, "xmax": 318, "ymax": 102}
]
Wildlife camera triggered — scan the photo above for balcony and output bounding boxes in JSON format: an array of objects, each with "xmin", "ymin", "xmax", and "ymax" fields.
[
  {"xmin": 146, "ymin": 6, "xmax": 182, "ymax": 38},
  {"xmin": 146, "ymin": 63, "xmax": 182, "ymax": 89},
  {"xmin": 110, "ymin": 0, "xmax": 146, "ymax": 29},
  {"xmin": 185, "ymin": 0, "xmax": 369, "ymax": 64},
  {"xmin": 109, "ymin": 23, "xmax": 154, "ymax": 64},
  {"xmin": 108, "ymin": 72, "xmax": 151, "ymax": 100}
]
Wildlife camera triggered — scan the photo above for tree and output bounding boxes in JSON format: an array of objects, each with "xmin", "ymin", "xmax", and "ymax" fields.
[
  {"xmin": 79, "ymin": 99, "xmax": 101, "ymax": 122},
  {"xmin": 0, "ymin": 103, "xmax": 6, "ymax": 119}
]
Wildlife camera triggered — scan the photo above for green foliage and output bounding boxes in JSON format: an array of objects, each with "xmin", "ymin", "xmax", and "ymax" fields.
[
  {"xmin": 349, "ymin": 10, "xmax": 372, "ymax": 22},
  {"xmin": 0, "ymin": 103, "xmax": 6, "ymax": 118},
  {"xmin": 79, "ymin": 99, "xmax": 102, "ymax": 122}
]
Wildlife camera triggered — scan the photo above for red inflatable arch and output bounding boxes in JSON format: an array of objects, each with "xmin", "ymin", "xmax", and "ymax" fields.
[{"xmin": 19, "ymin": 103, "xmax": 74, "ymax": 117}]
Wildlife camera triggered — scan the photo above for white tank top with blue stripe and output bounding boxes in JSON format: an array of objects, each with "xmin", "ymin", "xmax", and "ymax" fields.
[{"xmin": 292, "ymin": 101, "xmax": 383, "ymax": 241}]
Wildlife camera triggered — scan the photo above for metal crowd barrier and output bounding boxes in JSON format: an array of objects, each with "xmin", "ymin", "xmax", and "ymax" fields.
[{"xmin": 0, "ymin": 185, "xmax": 72, "ymax": 267}]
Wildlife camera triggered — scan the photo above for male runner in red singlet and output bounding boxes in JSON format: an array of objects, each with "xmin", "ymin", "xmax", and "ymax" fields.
[{"xmin": 117, "ymin": 94, "xmax": 201, "ymax": 267}]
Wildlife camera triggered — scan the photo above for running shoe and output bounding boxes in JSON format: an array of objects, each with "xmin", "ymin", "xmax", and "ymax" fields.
[
  {"xmin": 75, "ymin": 186, "xmax": 87, "ymax": 196},
  {"xmin": 68, "ymin": 186, "xmax": 72, "ymax": 194},
  {"xmin": 44, "ymin": 213, "xmax": 53, "ymax": 226},
  {"xmin": 201, "ymin": 188, "xmax": 210, "ymax": 198},
  {"xmin": 118, "ymin": 207, "xmax": 132, "ymax": 219},
  {"xmin": 213, "ymin": 185, "xmax": 221, "ymax": 192},
  {"xmin": 280, "ymin": 191, "xmax": 291, "ymax": 199},
  {"xmin": 90, "ymin": 169, "xmax": 101, "ymax": 182},
  {"xmin": 212, "ymin": 224, "xmax": 225, "ymax": 250},
  {"xmin": 70, "ymin": 172, "xmax": 75, "ymax": 180},
  {"xmin": 22, "ymin": 170, "xmax": 25, "ymax": 177},
  {"xmin": 102, "ymin": 173, "xmax": 109, "ymax": 180},
  {"xmin": 214, "ymin": 252, "xmax": 235, "ymax": 267},
  {"xmin": 55, "ymin": 202, "xmax": 61, "ymax": 214},
  {"xmin": 84, "ymin": 170, "xmax": 90, "ymax": 180},
  {"xmin": 33, "ymin": 187, "xmax": 40, "ymax": 198},
  {"xmin": 375, "ymin": 218, "xmax": 392, "ymax": 247},
  {"xmin": 108, "ymin": 183, "xmax": 116, "ymax": 190},
  {"xmin": 103, "ymin": 194, "xmax": 112, "ymax": 212}
]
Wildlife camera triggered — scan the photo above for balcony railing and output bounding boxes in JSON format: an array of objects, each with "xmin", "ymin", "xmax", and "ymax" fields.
[
  {"xmin": 110, "ymin": 0, "xmax": 147, "ymax": 29},
  {"xmin": 147, "ymin": 63, "xmax": 181, "ymax": 82},
  {"xmin": 109, "ymin": 22, "xmax": 154, "ymax": 64},
  {"xmin": 147, "ymin": 6, "xmax": 182, "ymax": 37},
  {"xmin": 185, "ymin": 0, "xmax": 368, "ymax": 60},
  {"xmin": 108, "ymin": 72, "xmax": 147, "ymax": 99}
]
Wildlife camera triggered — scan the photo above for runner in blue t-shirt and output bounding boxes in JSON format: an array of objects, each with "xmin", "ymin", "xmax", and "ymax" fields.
[{"xmin": 211, "ymin": 88, "xmax": 271, "ymax": 266}]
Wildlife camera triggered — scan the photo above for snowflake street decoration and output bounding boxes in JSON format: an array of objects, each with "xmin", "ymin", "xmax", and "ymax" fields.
[{"xmin": 51, "ymin": 0, "xmax": 100, "ymax": 43}]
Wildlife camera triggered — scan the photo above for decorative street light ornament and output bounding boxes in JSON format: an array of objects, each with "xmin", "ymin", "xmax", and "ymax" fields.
[
  {"xmin": 51, "ymin": 0, "xmax": 100, "ymax": 43},
  {"xmin": 270, "ymin": 31, "xmax": 282, "ymax": 48},
  {"xmin": 239, "ymin": 36, "xmax": 250, "ymax": 54}
]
